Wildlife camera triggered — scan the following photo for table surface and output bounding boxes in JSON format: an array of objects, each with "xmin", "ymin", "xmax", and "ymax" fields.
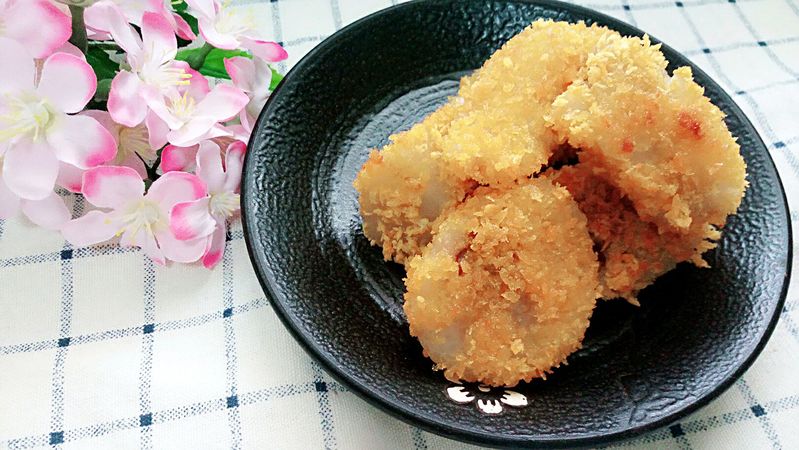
[{"xmin": 2, "ymin": 0, "xmax": 798, "ymax": 449}]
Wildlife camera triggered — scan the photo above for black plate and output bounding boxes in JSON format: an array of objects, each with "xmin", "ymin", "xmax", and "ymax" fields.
[{"xmin": 241, "ymin": 0, "xmax": 791, "ymax": 447}]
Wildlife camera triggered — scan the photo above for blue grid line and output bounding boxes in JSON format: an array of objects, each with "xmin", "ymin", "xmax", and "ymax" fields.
[
  {"xmin": 0, "ymin": 297, "xmax": 270, "ymax": 356},
  {"xmin": 411, "ymin": 427, "xmax": 428, "ymax": 450},
  {"xmin": 735, "ymin": 379, "xmax": 782, "ymax": 447},
  {"xmin": 282, "ymin": 35, "xmax": 329, "ymax": 47},
  {"xmin": 676, "ymin": 4, "xmax": 799, "ymax": 183},
  {"xmin": 0, "ymin": 219, "xmax": 5, "ymax": 242},
  {"xmin": 330, "ymin": 0, "xmax": 343, "ymax": 30},
  {"xmin": 138, "ymin": 258, "xmax": 156, "ymax": 449},
  {"xmin": 46, "ymin": 197, "xmax": 81, "ymax": 447},
  {"xmin": 787, "ymin": 0, "xmax": 799, "ymax": 17},
  {"xmin": 47, "ymin": 239, "xmax": 74, "ymax": 447},
  {"xmin": 729, "ymin": 2, "xmax": 799, "ymax": 79},
  {"xmin": 606, "ymin": 392, "xmax": 799, "ymax": 448},
  {"xmin": 682, "ymin": 36, "xmax": 799, "ymax": 57},
  {"xmin": 221, "ymin": 235, "xmax": 242, "ymax": 449},
  {"xmin": 619, "ymin": 0, "xmax": 638, "ymax": 26},
  {"xmin": 0, "ymin": 235, "xmax": 245, "ymax": 269},
  {"xmin": 270, "ymin": 1, "xmax": 287, "ymax": 74},
  {"xmin": 4, "ymin": 381, "xmax": 347, "ymax": 449},
  {"xmin": 675, "ymin": 8, "xmax": 789, "ymax": 447},
  {"xmin": 311, "ymin": 361, "xmax": 338, "ymax": 448},
  {"xmin": 779, "ymin": 313, "xmax": 799, "ymax": 343},
  {"xmin": 582, "ymin": 0, "xmax": 760, "ymax": 10}
]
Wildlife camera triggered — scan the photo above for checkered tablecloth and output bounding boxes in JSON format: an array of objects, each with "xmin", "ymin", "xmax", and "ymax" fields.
[{"xmin": 1, "ymin": 0, "xmax": 798, "ymax": 448}]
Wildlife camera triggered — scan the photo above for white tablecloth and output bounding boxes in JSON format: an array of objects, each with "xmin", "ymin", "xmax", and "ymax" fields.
[{"xmin": 2, "ymin": 0, "xmax": 798, "ymax": 448}]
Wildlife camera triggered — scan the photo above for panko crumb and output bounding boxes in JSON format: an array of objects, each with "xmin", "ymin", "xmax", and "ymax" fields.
[{"xmin": 403, "ymin": 179, "xmax": 600, "ymax": 387}]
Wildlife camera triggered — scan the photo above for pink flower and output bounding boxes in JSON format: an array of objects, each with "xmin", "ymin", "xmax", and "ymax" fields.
[
  {"xmin": 0, "ymin": 0, "xmax": 71, "ymax": 58},
  {"xmin": 99, "ymin": 6, "xmax": 193, "ymax": 127},
  {"xmin": 85, "ymin": 0, "xmax": 196, "ymax": 42},
  {"xmin": 224, "ymin": 56, "xmax": 272, "ymax": 133},
  {"xmin": 170, "ymin": 140, "xmax": 244, "ymax": 268},
  {"xmin": 61, "ymin": 166, "xmax": 210, "ymax": 265},
  {"xmin": 0, "ymin": 38, "xmax": 116, "ymax": 201},
  {"xmin": 0, "ymin": 158, "xmax": 71, "ymax": 229},
  {"xmin": 160, "ymin": 131, "xmax": 246, "ymax": 173},
  {"xmin": 185, "ymin": 0, "xmax": 288, "ymax": 62},
  {"xmin": 146, "ymin": 69, "xmax": 249, "ymax": 147},
  {"xmin": 82, "ymin": 110, "xmax": 160, "ymax": 178}
]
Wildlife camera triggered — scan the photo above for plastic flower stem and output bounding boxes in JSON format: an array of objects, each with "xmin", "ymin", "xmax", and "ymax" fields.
[
  {"xmin": 186, "ymin": 42, "xmax": 214, "ymax": 71},
  {"xmin": 68, "ymin": 5, "xmax": 88, "ymax": 54}
]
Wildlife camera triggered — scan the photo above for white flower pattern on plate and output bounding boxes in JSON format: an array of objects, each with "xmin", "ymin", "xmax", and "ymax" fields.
[{"xmin": 446, "ymin": 382, "xmax": 528, "ymax": 414}]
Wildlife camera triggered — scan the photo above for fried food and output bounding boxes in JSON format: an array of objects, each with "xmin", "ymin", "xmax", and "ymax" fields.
[
  {"xmin": 548, "ymin": 34, "xmax": 747, "ymax": 248},
  {"xmin": 354, "ymin": 21, "xmax": 614, "ymax": 264},
  {"xmin": 548, "ymin": 164, "xmax": 714, "ymax": 302},
  {"xmin": 403, "ymin": 179, "xmax": 600, "ymax": 386},
  {"xmin": 356, "ymin": 20, "xmax": 748, "ymax": 387}
]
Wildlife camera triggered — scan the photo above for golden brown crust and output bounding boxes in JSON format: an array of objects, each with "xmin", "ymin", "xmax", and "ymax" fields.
[{"xmin": 403, "ymin": 179, "xmax": 600, "ymax": 386}]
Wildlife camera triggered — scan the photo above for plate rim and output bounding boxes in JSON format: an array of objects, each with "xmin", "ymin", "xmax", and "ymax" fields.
[{"xmin": 241, "ymin": 0, "xmax": 793, "ymax": 446}]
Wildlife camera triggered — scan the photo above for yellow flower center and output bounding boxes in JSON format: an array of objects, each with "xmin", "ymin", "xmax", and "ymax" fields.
[
  {"xmin": 117, "ymin": 199, "xmax": 166, "ymax": 242},
  {"xmin": 0, "ymin": 92, "xmax": 54, "ymax": 142},
  {"xmin": 209, "ymin": 192, "xmax": 239, "ymax": 218}
]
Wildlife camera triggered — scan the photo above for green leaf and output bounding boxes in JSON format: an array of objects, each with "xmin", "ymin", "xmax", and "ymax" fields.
[
  {"xmin": 86, "ymin": 47, "xmax": 119, "ymax": 81},
  {"xmin": 270, "ymin": 68, "xmax": 284, "ymax": 90},
  {"xmin": 171, "ymin": 0, "xmax": 199, "ymax": 36},
  {"xmin": 176, "ymin": 47, "xmax": 251, "ymax": 79}
]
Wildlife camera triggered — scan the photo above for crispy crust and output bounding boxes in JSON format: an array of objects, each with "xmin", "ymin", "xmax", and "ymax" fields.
[
  {"xmin": 403, "ymin": 179, "xmax": 600, "ymax": 386},
  {"xmin": 353, "ymin": 21, "xmax": 614, "ymax": 264},
  {"xmin": 547, "ymin": 33, "xmax": 747, "ymax": 243}
]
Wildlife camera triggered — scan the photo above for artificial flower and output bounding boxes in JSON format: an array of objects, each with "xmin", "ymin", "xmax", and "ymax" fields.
[
  {"xmin": 224, "ymin": 56, "xmax": 272, "ymax": 133},
  {"xmin": 146, "ymin": 68, "xmax": 249, "ymax": 147},
  {"xmin": 81, "ymin": 110, "xmax": 159, "ymax": 178},
  {"xmin": 185, "ymin": 0, "xmax": 287, "ymax": 62},
  {"xmin": 170, "ymin": 140, "xmax": 244, "ymax": 268},
  {"xmin": 0, "ymin": 0, "xmax": 71, "ymax": 58},
  {"xmin": 0, "ymin": 159, "xmax": 71, "ymax": 229},
  {"xmin": 61, "ymin": 166, "xmax": 210, "ymax": 264},
  {"xmin": 0, "ymin": 38, "xmax": 116, "ymax": 200},
  {"xmin": 85, "ymin": 0, "xmax": 196, "ymax": 42},
  {"xmin": 100, "ymin": 7, "xmax": 192, "ymax": 126}
]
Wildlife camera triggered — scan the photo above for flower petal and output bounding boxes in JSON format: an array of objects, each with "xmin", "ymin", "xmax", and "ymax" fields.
[
  {"xmin": 175, "ymin": 62, "xmax": 211, "ymax": 99},
  {"xmin": 108, "ymin": 71, "xmax": 147, "ymax": 127},
  {"xmin": 56, "ymin": 162, "xmax": 85, "ymax": 193},
  {"xmin": 0, "ymin": 38, "xmax": 35, "ymax": 93},
  {"xmin": 141, "ymin": 11, "xmax": 177, "ymax": 63},
  {"xmin": 21, "ymin": 192, "xmax": 71, "ymax": 229},
  {"xmin": 157, "ymin": 229, "xmax": 208, "ymax": 263},
  {"xmin": 184, "ymin": 0, "xmax": 217, "ymax": 19},
  {"xmin": 2, "ymin": 141, "xmax": 59, "ymax": 200},
  {"xmin": 202, "ymin": 220, "xmax": 226, "ymax": 269},
  {"xmin": 171, "ymin": 13, "xmax": 197, "ymax": 40},
  {"xmin": 170, "ymin": 197, "xmax": 216, "ymax": 240},
  {"xmin": 161, "ymin": 144, "xmax": 199, "ymax": 172},
  {"xmin": 82, "ymin": 166, "xmax": 144, "ymax": 209},
  {"xmin": 242, "ymin": 38, "xmax": 288, "ymax": 63},
  {"xmin": 61, "ymin": 210, "xmax": 120, "ymax": 247},
  {"xmin": 0, "ymin": 174, "xmax": 21, "ymax": 219},
  {"xmin": 223, "ymin": 141, "xmax": 246, "ymax": 193},
  {"xmin": 147, "ymin": 171, "xmax": 207, "ymax": 210},
  {"xmin": 117, "ymin": 151, "xmax": 149, "ymax": 179},
  {"xmin": 84, "ymin": 1, "xmax": 143, "ymax": 55},
  {"xmin": 80, "ymin": 110, "xmax": 121, "ymax": 142},
  {"xmin": 4, "ymin": 0, "xmax": 71, "ymax": 59},
  {"xmin": 196, "ymin": 141, "xmax": 225, "ymax": 192},
  {"xmin": 37, "ymin": 53, "xmax": 96, "ymax": 114},
  {"xmin": 224, "ymin": 57, "xmax": 257, "ymax": 92},
  {"xmin": 48, "ymin": 115, "xmax": 117, "ymax": 169},
  {"xmin": 168, "ymin": 122, "xmax": 230, "ymax": 148},
  {"xmin": 121, "ymin": 228, "xmax": 165, "ymax": 265},
  {"xmin": 195, "ymin": 84, "xmax": 250, "ymax": 122},
  {"xmin": 145, "ymin": 110, "xmax": 170, "ymax": 150}
]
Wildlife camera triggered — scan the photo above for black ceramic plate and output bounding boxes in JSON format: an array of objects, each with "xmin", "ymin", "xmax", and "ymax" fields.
[{"xmin": 242, "ymin": 0, "xmax": 791, "ymax": 447}]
